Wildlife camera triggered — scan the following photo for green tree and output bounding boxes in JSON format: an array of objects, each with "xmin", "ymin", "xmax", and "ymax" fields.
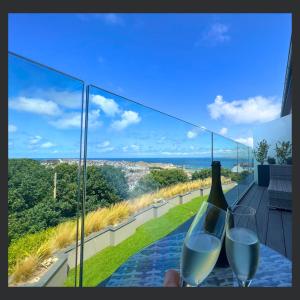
[
  {"xmin": 191, "ymin": 168, "xmax": 211, "ymax": 180},
  {"xmin": 54, "ymin": 163, "xmax": 80, "ymax": 219},
  {"xmin": 8, "ymin": 160, "xmax": 123, "ymax": 243},
  {"xmin": 150, "ymin": 169, "xmax": 188, "ymax": 187},
  {"xmin": 8, "ymin": 159, "xmax": 53, "ymax": 209},
  {"xmin": 99, "ymin": 165, "xmax": 129, "ymax": 199},
  {"xmin": 8, "ymin": 199, "xmax": 60, "ymax": 243},
  {"xmin": 129, "ymin": 175, "xmax": 161, "ymax": 198},
  {"xmin": 85, "ymin": 166, "xmax": 122, "ymax": 212}
]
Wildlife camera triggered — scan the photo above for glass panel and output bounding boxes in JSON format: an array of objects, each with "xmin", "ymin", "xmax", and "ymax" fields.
[
  {"xmin": 212, "ymin": 133, "xmax": 238, "ymax": 207},
  {"xmin": 8, "ymin": 53, "xmax": 84, "ymax": 287},
  {"xmin": 253, "ymin": 114, "xmax": 292, "ymax": 182},
  {"xmin": 237, "ymin": 142, "xmax": 252, "ymax": 197},
  {"xmin": 249, "ymin": 147, "xmax": 255, "ymax": 182},
  {"xmin": 78, "ymin": 85, "xmax": 214, "ymax": 287}
]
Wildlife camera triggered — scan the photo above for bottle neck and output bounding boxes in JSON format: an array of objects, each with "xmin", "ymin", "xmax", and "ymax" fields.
[{"xmin": 211, "ymin": 166, "xmax": 222, "ymax": 187}]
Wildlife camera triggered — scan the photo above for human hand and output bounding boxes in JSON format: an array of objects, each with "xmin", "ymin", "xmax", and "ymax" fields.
[{"xmin": 163, "ymin": 269, "xmax": 180, "ymax": 287}]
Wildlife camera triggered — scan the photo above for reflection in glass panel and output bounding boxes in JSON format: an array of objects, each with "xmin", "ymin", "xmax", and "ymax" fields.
[
  {"xmin": 249, "ymin": 147, "xmax": 255, "ymax": 182},
  {"xmin": 212, "ymin": 133, "xmax": 238, "ymax": 207},
  {"xmin": 8, "ymin": 53, "xmax": 84, "ymax": 287},
  {"xmin": 237, "ymin": 143, "xmax": 252, "ymax": 198}
]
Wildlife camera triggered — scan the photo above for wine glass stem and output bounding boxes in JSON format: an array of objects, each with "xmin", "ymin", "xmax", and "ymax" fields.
[
  {"xmin": 180, "ymin": 278, "xmax": 194, "ymax": 287},
  {"xmin": 238, "ymin": 279, "xmax": 252, "ymax": 287}
]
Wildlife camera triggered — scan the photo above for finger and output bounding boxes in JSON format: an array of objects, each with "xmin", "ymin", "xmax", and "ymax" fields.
[{"xmin": 163, "ymin": 269, "xmax": 180, "ymax": 287}]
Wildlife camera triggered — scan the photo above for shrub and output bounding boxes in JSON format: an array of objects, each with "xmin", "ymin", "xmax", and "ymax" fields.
[
  {"xmin": 275, "ymin": 141, "xmax": 292, "ymax": 165},
  {"xmin": 11, "ymin": 255, "xmax": 40, "ymax": 284},
  {"xmin": 253, "ymin": 139, "xmax": 270, "ymax": 165},
  {"xmin": 8, "ymin": 227, "xmax": 56, "ymax": 274},
  {"xmin": 191, "ymin": 169, "xmax": 211, "ymax": 180},
  {"xmin": 150, "ymin": 168, "xmax": 189, "ymax": 187}
]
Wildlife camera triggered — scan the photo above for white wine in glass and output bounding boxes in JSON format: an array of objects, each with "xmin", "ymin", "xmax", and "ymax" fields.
[
  {"xmin": 225, "ymin": 206, "xmax": 260, "ymax": 287},
  {"xmin": 180, "ymin": 202, "xmax": 226, "ymax": 287}
]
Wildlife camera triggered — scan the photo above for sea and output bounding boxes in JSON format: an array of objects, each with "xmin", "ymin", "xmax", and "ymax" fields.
[{"xmin": 83, "ymin": 157, "xmax": 246, "ymax": 170}]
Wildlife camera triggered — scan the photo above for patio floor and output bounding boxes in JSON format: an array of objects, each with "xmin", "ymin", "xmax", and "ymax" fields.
[{"xmin": 237, "ymin": 183, "xmax": 292, "ymax": 260}]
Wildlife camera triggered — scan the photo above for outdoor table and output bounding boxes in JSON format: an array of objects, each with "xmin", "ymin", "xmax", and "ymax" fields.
[{"xmin": 99, "ymin": 221, "xmax": 292, "ymax": 287}]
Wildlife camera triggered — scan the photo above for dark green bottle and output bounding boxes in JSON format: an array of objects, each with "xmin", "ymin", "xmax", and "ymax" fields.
[{"xmin": 207, "ymin": 161, "xmax": 229, "ymax": 268}]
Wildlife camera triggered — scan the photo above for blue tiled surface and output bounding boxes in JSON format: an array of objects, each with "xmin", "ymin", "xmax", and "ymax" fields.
[{"xmin": 98, "ymin": 217, "xmax": 292, "ymax": 287}]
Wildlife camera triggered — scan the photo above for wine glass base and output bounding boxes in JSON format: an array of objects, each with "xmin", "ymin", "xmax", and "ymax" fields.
[{"xmin": 234, "ymin": 279, "xmax": 252, "ymax": 287}]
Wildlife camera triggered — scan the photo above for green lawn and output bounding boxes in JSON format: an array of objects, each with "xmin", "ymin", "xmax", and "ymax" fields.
[{"xmin": 65, "ymin": 195, "xmax": 208, "ymax": 287}]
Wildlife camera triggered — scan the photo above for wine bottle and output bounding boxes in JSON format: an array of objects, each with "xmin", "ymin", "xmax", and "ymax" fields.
[{"xmin": 206, "ymin": 161, "xmax": 229, "ymax": 268}]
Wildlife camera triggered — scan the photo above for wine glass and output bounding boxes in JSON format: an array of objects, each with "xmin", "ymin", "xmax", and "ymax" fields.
[
  {"xmin": 225, "ymin": 205, "xmax": 260, "ymax": 287},
  {"xmin": 180, "ymin": 201, "xmax": 227, "ymax": 287}
]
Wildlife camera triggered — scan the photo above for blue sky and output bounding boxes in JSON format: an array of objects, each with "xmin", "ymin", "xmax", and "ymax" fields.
[{"xmin": 8, "ymin": 13, "xmax": 291, "ymax": 158}]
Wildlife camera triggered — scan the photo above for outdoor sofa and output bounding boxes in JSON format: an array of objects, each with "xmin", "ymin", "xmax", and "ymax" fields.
[{"xmin": 268, "ymin": 164, "xmax": 292, "ymax": 211}]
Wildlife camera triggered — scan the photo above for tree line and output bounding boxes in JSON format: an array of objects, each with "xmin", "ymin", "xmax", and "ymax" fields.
[
  {"xmin": 8, "ymin": 159, "xmax": 250, "ymax": 243},
  {"xmin": 8, "ymin": 160, "xmax": 189, "ymax": 243},
  {"xmin": 8, "ymin": 159, "xmax": 129, "ymax": 243}
]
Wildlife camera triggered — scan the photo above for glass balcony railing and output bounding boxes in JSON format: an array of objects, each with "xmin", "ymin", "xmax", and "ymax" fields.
[
  {"xmin": 8, "ymin": 53, "xmax": 85, "ymax": 286},
  {"xmin": 8, "ymin": 52, "xmax": 255, "ymax": 287}
]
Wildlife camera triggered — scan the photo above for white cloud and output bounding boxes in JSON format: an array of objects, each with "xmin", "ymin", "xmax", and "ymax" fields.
[
  {"xmin": 9, "ymin": 97, "xmax": 62, "ymax": 116},
  {"xmin": 50, "ymin": 113, "xmax": 81, "ymax": 129},
  {"xmin": 8, "ymin": 124, "xmax": 17, "ymax": 133},
  {"xmin": 91, "ymin": 95, "xmax": 120, "ymax": 117},
  {"xmin": 111, "ymin": 110, "xmax": 141, "ymax": 130},
  {"xmin": 97, "ymin": 146, "xmax": 115, "ymax": 153},
  {"xmin": 39, "ymin": 89, "xmax": 82, "ymax": 109},
  {"xmin": 52, "ymin": 150, "xmax": 59, "ymax": 154},
  {"xmin": 41, "ymin": 142, "xmax": 56, "ymax": 148},
  {"xmin": 187, "ymin": 130, "xmax": 197, "ymax": 139},
  {"xmin": 50, "ymin": 109, "xmax": 101, "ymax": 129},
  {"xmin": 122, "ymin": 144, "xmax": 140, "ymax": 152},
  {"xmin": 98, "ymin": 141, "xmax": 110, "ymax": 148},
  {"xmin": 207, "ymin": 95, "xmax": 281, "ymax": 124},
  {"xmin": 162, "ymin": 150, "xmax": 211, "ymax": 156},
  {"xmin": 186, "ymin": 127, "xmax": 206, "ymax": 139},
  {"xmin": 88, "ymin": 109, "xmax": 102, "ymax": 128},
  {"xmin": 214, "ymin": 148, "xmax": 235, "ymax": 154},
  {"xmin": 76, "ymin": 13, "xmax": 123, "ymax": 25},
  {"xmin": 130, "ymin": 144, "xmax": 140, "ymax": 151},
  {"xmin": 219, "ymin": 127, "xmax": 228, "ymax": 135},
  {"xmin": 235, "ymin": 137, "xmax": 254, "ymax": 148},
  {"xmin": 29, "ymin": 135, "xmax": 42, "ymax": 145},
  {"xmin": 200, "ymin": 23, "xmax": 230, "ymax": 46}
]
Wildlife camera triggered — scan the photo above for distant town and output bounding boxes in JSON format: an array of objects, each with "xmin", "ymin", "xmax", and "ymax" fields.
[
  {"xmin": 39, "ymin": 158, "xmax": 250, "ymax": 191},
  {"xmin": 40, "ymin": 158, "xmax": 178, "ymax": 190}
]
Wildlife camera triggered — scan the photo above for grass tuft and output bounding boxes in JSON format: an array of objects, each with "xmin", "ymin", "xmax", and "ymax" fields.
[{"xmin": 11, "ymin": 255, "xmax": 39, "ymax": 284}]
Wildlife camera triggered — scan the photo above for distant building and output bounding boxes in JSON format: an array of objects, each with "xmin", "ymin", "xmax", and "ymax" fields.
[{"xmin": 231, "ymin": 164, "xmax": 246, "ymax": 173}]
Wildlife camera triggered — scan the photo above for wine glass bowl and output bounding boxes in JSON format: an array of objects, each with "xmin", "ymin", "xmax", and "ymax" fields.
[
  {"xmin": 180, "ymin": 201, "xmax": 227, "ymax": 287},
  {"xmin": 225, "ymin": 205, "xmax": 260, "ymax": 287}
]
